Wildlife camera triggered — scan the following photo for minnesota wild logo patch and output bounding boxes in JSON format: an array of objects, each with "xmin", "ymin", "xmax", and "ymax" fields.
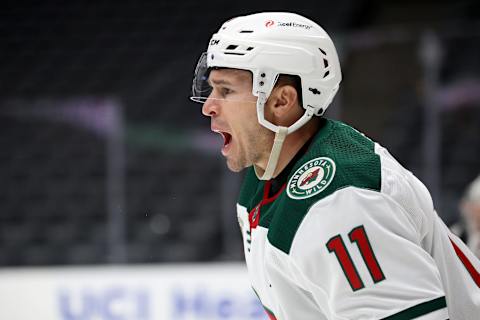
[{"xmin": 287, "ymin": 157, "xmax": 336, "ymax": 200}]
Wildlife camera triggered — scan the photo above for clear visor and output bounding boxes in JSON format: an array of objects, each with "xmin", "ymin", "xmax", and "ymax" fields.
[
  {"xmin": 190, "ymin": 52, "xmax": 212, "ymax": 103},
  {"xmin": 190, "ymin": 52, "xmax": 257, "ymax": 104}
]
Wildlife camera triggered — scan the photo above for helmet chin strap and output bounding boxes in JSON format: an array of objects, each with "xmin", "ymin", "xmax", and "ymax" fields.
[
  {"xmin": 254, "ymin": 126, "xmax": 288, "ymax": 180},
  {"xmin": 253, "ymin": 92, "xmax": 316, "ymax": 181},
  {"xmin": 253, "ymin": 92, "xmax": 288, "ymax": 181}
]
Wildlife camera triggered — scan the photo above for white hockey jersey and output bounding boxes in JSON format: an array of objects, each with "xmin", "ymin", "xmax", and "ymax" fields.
[{"xmin": 237, "ymin": 119, "xmax": 480, "ymax": 320}]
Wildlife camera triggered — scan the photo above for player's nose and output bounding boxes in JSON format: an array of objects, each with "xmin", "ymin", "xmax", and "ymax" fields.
[{"xmin": 202, "ymin": 95, "xmax": 219, "ymax": 117}]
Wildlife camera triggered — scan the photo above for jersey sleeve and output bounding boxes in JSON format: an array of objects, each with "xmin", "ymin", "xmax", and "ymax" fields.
[{"xmin": 288, "ymin": 186, "xmax": 449, "ymax": 319}]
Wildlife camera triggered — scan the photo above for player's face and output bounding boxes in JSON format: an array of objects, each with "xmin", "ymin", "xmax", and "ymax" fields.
[{"xmin": 202, "ymin": 69, "xmax": 273, "ymax": 172}]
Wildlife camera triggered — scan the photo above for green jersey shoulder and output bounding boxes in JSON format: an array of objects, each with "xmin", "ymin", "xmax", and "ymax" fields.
[{"xmin": 238, "ymin": 119, "xmax": 382, "ymax": 254}]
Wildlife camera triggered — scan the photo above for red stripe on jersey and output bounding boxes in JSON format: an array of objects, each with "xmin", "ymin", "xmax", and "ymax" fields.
[
  {"xmin": 264, "ymin": 308, "xmax": 277, "ymax": 320},
  {"xmin": 262, "ymin": 181, "xmax": 286, "ymax": 205},
  {"xmin": 252, "ymin": 287, "xmax": 278, "ymax": 320},
  {"xmin": 449, "ymin": 237, "xmax": 480, "ymax": 287},
  {"xmin": 248, "ymin": 181, "xmax": 286, "ymax": 232}
]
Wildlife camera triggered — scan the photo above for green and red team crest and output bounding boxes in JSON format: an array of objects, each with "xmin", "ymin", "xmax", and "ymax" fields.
[{"xmin": 287, "ymin": 157, "xmax": 336, "ymax": 200}]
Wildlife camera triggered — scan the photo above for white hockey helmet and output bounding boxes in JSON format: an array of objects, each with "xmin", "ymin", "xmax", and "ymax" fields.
[{"xmin": 191, "ymin": 12, "xmax": 342, "ymax": 179}]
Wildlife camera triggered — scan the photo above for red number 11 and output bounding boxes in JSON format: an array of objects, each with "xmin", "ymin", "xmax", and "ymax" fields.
[{"xmin": 326, "ymin": 225, "xmax": 385, "ymax": 291}]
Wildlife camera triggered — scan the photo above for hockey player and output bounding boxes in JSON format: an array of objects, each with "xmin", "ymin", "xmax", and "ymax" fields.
[{"xmin": 191, "ymin": 12, "xmax": 480, "ymax": 319}]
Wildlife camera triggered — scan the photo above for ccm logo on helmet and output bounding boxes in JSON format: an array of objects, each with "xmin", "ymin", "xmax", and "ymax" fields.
[{"xmin": 210, "ymin": 39, "xmax": 220, "ymax": 46}]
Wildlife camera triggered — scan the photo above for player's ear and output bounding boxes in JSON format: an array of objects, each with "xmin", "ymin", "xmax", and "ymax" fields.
[{"xmin": 265, "ymin": 84, "xmax": 299, "ymax": 123}]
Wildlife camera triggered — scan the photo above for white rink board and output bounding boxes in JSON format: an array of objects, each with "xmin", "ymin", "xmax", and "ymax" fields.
[{"xmin": 0, "ymin": 263, "xmax": 266, "ymax": 320}]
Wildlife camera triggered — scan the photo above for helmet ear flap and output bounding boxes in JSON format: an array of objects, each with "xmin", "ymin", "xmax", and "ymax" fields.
[
  {"xmin": 251, "ymin": 69, "xmax": 279, "ymax": 100},
  {"xmin": 301, "ymin": 76, "xmax": 341, "ymax": 117}
]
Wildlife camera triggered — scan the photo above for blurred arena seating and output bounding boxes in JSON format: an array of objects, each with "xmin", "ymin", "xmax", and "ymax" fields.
[{"xmin": 0, "ymin": 1, "xmax": 479, "ymax": 266}]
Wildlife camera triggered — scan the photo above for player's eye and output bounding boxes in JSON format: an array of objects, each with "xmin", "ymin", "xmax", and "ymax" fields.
[{"xmin": 220, "ymin": 87, "xmax": 233, "ymax": 97}]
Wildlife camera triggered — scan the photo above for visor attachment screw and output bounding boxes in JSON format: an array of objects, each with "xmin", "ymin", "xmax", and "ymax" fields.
[
  {"xmin": 260, "ymin": 73, "xmax": 266, "ymax": 78},
  {"xmin": 259, "ymin": 81, "xmax": 264, "ymax": 86}
]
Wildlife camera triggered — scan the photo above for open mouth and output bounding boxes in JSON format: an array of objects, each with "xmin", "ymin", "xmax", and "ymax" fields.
[
  {"xmin": 212, "ymin": 129, "xmax": 232, "ymax": 155},
  {"xmin": 219, "ymin": 131, "xmax": 232, "ymax": 148}
]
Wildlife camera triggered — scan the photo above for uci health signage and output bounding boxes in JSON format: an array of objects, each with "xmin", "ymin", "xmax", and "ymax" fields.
[{"xmin": 0, "ymin": 263, "xmax": 266, "ymax": 320}]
